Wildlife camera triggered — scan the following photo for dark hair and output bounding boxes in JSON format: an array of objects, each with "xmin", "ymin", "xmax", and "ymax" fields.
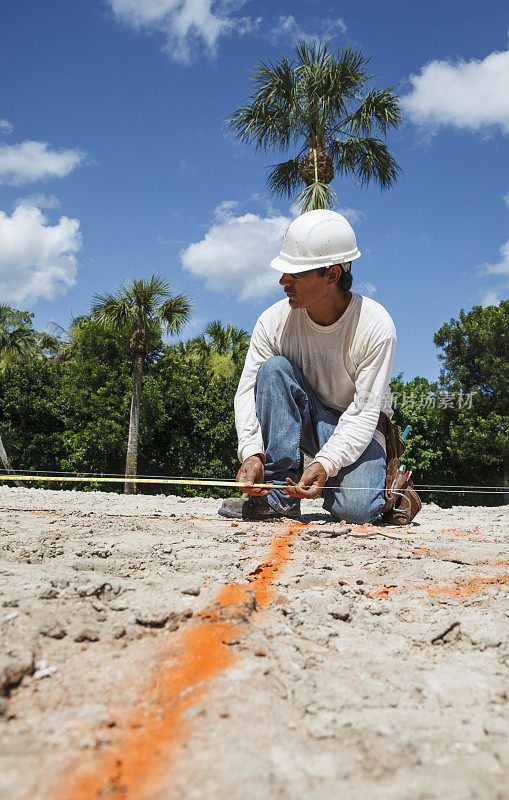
[{"xmin": 316, "ymin": 264, "xmax": 353, "ymax": 293}]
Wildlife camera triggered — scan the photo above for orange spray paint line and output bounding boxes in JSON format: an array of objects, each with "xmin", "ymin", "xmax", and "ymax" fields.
[{"xmin": 56, "ymin": 523, "xmax": 303, "ymax": 800}]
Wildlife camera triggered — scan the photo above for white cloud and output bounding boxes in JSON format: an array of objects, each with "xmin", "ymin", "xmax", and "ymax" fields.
[
  {"xmin": 17, "ymin": 193, "xmax": 61, "ymax": 210},
  {"xmin": 481, "ymin": 289, "xmax": 502, "ymax": 307},
  {"xmin": 267, "ymin": 14, "xmax": 347, "ymax": 46},
  {"xmin": 0, "ymin": 141, "xmax": 85, "ymax": 185},
  {"xmin": 357, "ymin": 281, "xmax": 377, "ymax": 297},
  {"xmin": 109, "ymin": 0, "xmax": 259, "ymax": 62},
  {"xmin": 338, "ymin": 206, "xmax": 365, "ymax": 224},
  {"xmin": 402, "ymin": 47, "xmax": 509, "ymax": 134},
  {"xmin": 180, "ymin": 202, "xmax": 290, "ymax": 300},
  {"xmin": 477, "ymin": 234, "xmax": 509, "ymax": 307},
  {"xmin": 0, "ymin": 119, "xmax": 13, "ymax": 135},
  {"xmin": 0, "ymin": 200, "xmax": 81, "ymax": 306},
  {"xmin": 483, "ymin": 238, "xmax": 509, "ymax": 277}
]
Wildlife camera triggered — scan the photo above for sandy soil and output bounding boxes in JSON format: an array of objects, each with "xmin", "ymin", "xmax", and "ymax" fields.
[{"xmin": 0, "ymin": 486, "xmax": 507, "ymax": 800}]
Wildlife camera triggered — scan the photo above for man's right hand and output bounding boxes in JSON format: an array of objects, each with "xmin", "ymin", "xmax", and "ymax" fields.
[{"xmin": 236, "ymin": 454, "xmax": 268, "ymax": 495}]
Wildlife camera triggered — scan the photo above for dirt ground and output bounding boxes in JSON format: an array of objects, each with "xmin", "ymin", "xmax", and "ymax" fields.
[{"xmin": 0, "ymin": 485, "xmax": 507, "ymax": 800}]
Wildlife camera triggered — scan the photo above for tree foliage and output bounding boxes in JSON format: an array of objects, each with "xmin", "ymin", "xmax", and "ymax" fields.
[
  {"xmin": 0, "ymin": 300, "xmax": 506, "ymax": 506},
  {"xmin": 228, "ymin": 42, "xmax": 401, "ymax": 211}
]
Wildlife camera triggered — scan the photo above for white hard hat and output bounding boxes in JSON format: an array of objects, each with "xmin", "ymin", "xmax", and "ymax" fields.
[{"xmin": 270, "ymin": 209, "xmax": 361, "ymax": 274}]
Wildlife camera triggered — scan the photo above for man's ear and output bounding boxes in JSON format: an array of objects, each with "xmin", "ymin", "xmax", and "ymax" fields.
[{"xmin": 328, "ymin": 264, "xmax": 342, "ymax": 285}]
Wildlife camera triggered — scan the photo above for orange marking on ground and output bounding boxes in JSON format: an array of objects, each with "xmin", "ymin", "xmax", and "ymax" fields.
[
  {"xmin": 369, "ymin": 574, "xmax": 508, "ymax": 600},
  {"xmin": 369, "ymin": 584, "xmax": 402, "ymax": 599},
  {"xmin": 424, "ymin": 574, "xmax": 508, "ymax": 598},
  {"xmin": 56, "ymin": 523, "xmax": 301, "ymax": 800}
]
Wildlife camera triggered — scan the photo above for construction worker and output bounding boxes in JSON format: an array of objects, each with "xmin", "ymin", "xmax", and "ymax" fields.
[{"xmin": 219, "ymin": 209, "xmax": 396, "ymax": 523}]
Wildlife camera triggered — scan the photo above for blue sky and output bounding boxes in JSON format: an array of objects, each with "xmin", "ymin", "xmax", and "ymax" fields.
[{"xmin": 1, "ymin": 0, "xmax": 508, "ymax": 380}]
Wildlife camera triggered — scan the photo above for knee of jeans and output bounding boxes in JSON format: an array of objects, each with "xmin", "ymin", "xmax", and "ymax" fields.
[
  {"xmin": 255, "ymin": 356, "xmax": 293, "ymax": 389},
  {"xmin": 325, "ymin": 489, "xmax": 384, "ymax": 525}
]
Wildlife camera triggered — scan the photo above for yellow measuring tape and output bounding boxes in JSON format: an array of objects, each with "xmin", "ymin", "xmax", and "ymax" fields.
[{"xmin": 0, "ymin": 474, "xmax": 280, "ymax": 489}]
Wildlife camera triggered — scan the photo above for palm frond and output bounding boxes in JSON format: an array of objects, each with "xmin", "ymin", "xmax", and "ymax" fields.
[
  {"xmin": 297, "ymin": 43, "xmax": 370, "ymax": 126},
  {"xmin": 343, "ymin": 88, "xmax": 402, "ymax": 136},
  {"xmin": 267, "ymin": 157, "xmax": 302, "ymax": 198},
  {"xmin": 92, "ymin": 291, "xmax": 134, "ymax": 329},
  {"xmin": 330, "ymin": 137, "xmax": 401, "ymax": 189},
  {"xmin": 37, "ymin": 332, "xmax": 61, "ymax": 354},
  {"xmin": 0, "ymin": 324, "xmax": 39, "ymax": 369},
  {"xmin": 187, "ymin": 334, "xmax": 211, "ymax": 360},
  {"xmin": 252, "ymin": 57, "xmax": 296, "ymax": 108},
  {"xmin": 157, "ymin": 295, "xmax": 193, "ymax": 335},
  {"xmin": 204, "ymin": 320, "xmax": 230, "ymax": 354},
  {"xmin": 228, "ymin": 102, "xmax": 299, "ymax": 152},
  {"xmin": 294, "ymin": 181, "xmax": 337, "ymax": 213}
]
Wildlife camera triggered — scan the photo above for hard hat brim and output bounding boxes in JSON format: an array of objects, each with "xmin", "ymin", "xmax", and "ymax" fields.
[{"xmin": 269, "ymin": 249, "xmax": 361, "ymax": 274}]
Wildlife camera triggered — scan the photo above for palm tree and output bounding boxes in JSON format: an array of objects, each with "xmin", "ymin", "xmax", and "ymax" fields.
[
  {"xmin": 187, "ymin": 320, "xmax": 250, "ymax": 378},
  {"xmin": 228, "ymin": 42, "xmax": 402, "ymax": 212},
  {"xmin": 92, "ymin": 274, "xmax": 192, "ymax": 494}
]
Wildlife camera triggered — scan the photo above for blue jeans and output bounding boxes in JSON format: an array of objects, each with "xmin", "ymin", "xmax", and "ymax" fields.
[{"xmin": 254, "ymin": 356, "xmax": 386, "ymax": 524}]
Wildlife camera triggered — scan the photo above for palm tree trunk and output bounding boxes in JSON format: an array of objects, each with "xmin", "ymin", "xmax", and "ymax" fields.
[
  {"xmin": 0, "ymin": 430, "xmax": 22, "ymax": 487},
  {"xmin": 504, "ymin": 435, "xmax": 509, "ymax": 505},
  {"xmin": 124, "ymin": 354, "xmax": 143, "ymax": 494}
]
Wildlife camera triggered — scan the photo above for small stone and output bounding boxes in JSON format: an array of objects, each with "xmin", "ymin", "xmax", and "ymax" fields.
[
  {"xmin": 74, "ymin": 627, "xmax": 100, "ymax": 642},
  {"xmin": 4, "ymin": 611, "xmax": 19, "ymax": 622},
  {"xmin": 40, "ymin": 623, "xmax": 66, "ymax": 640},
  {"xmin": 33, "ymin": 662, "xmax": 58, "ymax": 680},
  {"xmin": 2, "ymin": 599, "xmax": 19, "ymax": 608},
  {"xmin": 431, "ymin": 621, "xmax": 461, "ymax": 645},
  {"xmin": 328, "ymin": 601, "xmax": 352, "ymax": 621},
  {"xmin": 254, "ymin": 648, "xmax": 267, "ymax": 657},
  {"xmin": 181, "ymin": 586, "xmax": 200, "ymax": 596},
  {"xmin": 39, "ymin": 588, "xmax": 59, "ymax": 600},
  {"xmin": 109, "ymin": 600, "xmax": 129, "ymax": 612},
  {"xmin": 328, "ymin": 526, "xmax": 352, "ymax": 538},
  {"xmin": 112, "ymin": 625, "xmax": 126, "ymax": 639},
  {"xmin": 0, "ymin": 647, "xmax": 34, "ymax": 692},
  {"xmin": 135, "ymin": 609, "xmax": 169, "ymax": 628}
]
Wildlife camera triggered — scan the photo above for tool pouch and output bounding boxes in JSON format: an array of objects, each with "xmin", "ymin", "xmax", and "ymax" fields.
[{"xmin": 376, "ymin": 412, "xmax": 422, "ymax": 526}]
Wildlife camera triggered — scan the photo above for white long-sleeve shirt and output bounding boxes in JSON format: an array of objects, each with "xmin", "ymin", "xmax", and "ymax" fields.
[{"xmin": 234, "ymin": 293, "xmax": 396, "ymax": 478}]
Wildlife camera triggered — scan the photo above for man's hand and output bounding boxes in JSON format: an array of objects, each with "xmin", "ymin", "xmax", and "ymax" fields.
[
  {"xmin": 236, "ymin": 454, "xmax": 268, "ymax": 495},
  {"xmin": 283, "ymin": 461, "xmax": 327, "ymax": 499}
]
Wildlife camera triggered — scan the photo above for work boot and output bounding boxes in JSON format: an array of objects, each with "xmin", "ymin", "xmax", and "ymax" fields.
[{"xmin": 218, "ymin": 495, "xmax": 301, "ymax": 521}]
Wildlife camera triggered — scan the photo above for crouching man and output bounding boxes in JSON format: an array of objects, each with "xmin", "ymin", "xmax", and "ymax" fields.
[{"xmin": 219, "ymin": 209, "xmax": 396, "ymax": 524}]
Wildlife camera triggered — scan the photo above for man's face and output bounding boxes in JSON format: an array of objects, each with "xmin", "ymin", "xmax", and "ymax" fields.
[{"xmin": 279, "ymin": 268, "xmax": 337, "ymax": 308}]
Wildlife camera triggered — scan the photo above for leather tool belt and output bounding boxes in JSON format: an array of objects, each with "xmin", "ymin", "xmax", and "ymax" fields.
[{"xmin": 376, "ymin": 412, "xmax": 422, "ymax": 526}]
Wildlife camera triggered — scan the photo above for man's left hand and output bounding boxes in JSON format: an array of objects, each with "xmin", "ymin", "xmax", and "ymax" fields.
[{"xmin": 283, "ymin": 461, "xmax": 327, "ymax": 499}]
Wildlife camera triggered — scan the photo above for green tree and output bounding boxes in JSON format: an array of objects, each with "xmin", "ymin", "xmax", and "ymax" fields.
[
  {"xmin": 434, "ymin": 301, "xmax": 509, "ymax": 503},
  {"xmin": 0, "ymin": 359, "xmax": 63, "ymax": 481},
  {"xmin": 390, "ymin": 375, "xmax": 449, "ymax": 484},
  {"xmin": 228, "ymin": 42, "xmax": 401, "ymax": 212},
  {"xmin": 92, "ymin": 274, "xmax": 192, "ymax": 493},
  {"xmin": 0, "ymin": 306, "xmax": 57, "ymax": 480},
  {"xmin": 186, "ymin": 320, "xmax": 250, "ymax": 378},
  {"xmin": 434, "ymin": 301, "xmax": 508, "ymax": 414}
]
